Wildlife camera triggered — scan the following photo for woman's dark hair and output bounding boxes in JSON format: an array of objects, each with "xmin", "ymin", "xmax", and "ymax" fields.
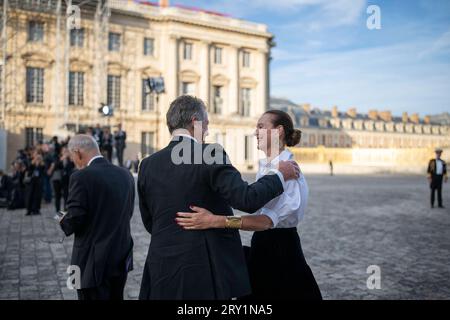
[{"xmin": 263, "ymin": 109, "xmax": 302, "ymax": 147}]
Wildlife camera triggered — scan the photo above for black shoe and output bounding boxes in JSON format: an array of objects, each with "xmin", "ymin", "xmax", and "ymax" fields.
[
  {"xmin": 438, "ymin": 205, "xmax": 445, "ymax": 209},
  {"xmin": 33, "ymin": 211, "xmax": 41, "ymax": 215},
  {"xmin": 25, "ymin": 212, "xmax": 32, "ymax": 216}
]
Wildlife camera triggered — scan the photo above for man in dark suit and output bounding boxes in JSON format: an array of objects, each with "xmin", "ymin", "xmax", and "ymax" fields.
[
  {"xmin": 60, "ymin": 134, "xmax": 135, "ymax": 300},
  {"xmin": 427, "ymin": 148, "xmax": 447, "ymax": 208},
  {"xmin": 138, "ymin": 95, "xmax": 300, "ymax": 300},
  {"xmin": 114, "ymin": 123, "xmax": 127, "ymax": 167}
]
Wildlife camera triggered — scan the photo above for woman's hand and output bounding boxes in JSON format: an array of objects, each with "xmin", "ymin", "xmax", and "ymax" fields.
[{"xmin": 176, "ymin": 206, "xmax": 224, "ymax": 230}]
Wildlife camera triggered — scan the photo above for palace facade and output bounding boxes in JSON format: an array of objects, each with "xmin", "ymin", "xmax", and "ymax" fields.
[
  {"xmin": 271, "ymin": 97, "xmax": 450, "ymax": 172},
  {"xmin": 0, "ymin": 0, "xmax": 273, "ymax": 170}
]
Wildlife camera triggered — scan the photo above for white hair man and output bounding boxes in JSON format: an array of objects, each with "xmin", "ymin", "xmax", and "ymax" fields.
[{"xmin": 60, "ymin": 134, "xmax": 135, "ymax": 300}]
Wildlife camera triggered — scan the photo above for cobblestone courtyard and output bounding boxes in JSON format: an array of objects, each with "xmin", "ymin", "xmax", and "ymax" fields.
[{"xmin": 1, "ymin": 174, "xmax": 449, "ymax": 300}]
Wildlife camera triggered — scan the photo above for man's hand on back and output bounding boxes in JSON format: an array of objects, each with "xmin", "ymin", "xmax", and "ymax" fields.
[{"xmin": 278, "ymin": 160, "xmax": 300, "ymax": 181}]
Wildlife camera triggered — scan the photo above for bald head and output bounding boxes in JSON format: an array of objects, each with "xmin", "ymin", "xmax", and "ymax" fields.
[{"xmin": 68, "ymin": 134, "xmax": 101, "ymax": 169}]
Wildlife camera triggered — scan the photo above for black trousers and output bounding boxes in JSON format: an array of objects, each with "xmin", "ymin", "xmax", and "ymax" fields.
[
  {"xmin": 431, "ymin": 175, "xmax": 443, "ymax": 207},
  {"xmin": 52, "ymin": 180, "xmax": 69, "ymax": 212},
  {"xmin": 102, "ymin": 146, "xmax": 113, "ymax": 163},
  {"xmin": 245, "ymin": 227, "xmax": 322, "ymax": 300},
  {"xmin": 116, "ymin": 147, "xmax": 124, "ymax": 167},
  {"xmin": 53, "ymin": 180, "xmax": 62, "ymax": 212},
  {"xmin": 25, "ymin": 179, "xmax": 43, "ymax": 214},
  {"xmin": 77, "ymin": 274, "xmax": 128, "ymax": 300}
]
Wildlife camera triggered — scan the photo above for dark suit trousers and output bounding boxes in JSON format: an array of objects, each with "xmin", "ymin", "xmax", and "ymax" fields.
[
  {"xmin": 76, "ymin": 274, "xmax": 127, "ymax": 300},
  {"xmin": 431, "ymin": 175, "xmax": 443, "ymax": 207},
  {"xmin": 26, "ymin": 179, "xmax": 43, "ymax": 213},
  {"xmin": 116, "ymin": 147, "xmax": 124, "ymax": 167}
]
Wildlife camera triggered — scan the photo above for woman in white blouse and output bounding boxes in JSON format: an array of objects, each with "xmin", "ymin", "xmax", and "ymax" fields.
[{"xmin": 176, "ymin": 110, "xmax": 322, "ymax": 300}]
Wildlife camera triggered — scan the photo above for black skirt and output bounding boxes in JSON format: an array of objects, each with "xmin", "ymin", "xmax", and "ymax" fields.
[{"xmin": 245, "ymin": 227, "xmax": 322, "ymax": 300}]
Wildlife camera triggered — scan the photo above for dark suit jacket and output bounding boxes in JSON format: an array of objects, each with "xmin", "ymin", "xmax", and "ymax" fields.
[
  {"xmin": 138, "ymin": 137, "xmax": 284, "ymax": 300},
  {"xmin": 114, "ymin": 131, "xmax": 127, "ymax": 150},
  {"xmin": 428, "ymin": 159, "xmax": 447, "ymax": 176},
  {"xmin": 60, "ymin": 157, "xmax": 135, "ymax": 289}
]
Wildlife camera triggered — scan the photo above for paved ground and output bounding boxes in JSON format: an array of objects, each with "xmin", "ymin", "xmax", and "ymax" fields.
[{"xmin": 1, "ymin": 174, "xmax": 449, "ymax": 300}]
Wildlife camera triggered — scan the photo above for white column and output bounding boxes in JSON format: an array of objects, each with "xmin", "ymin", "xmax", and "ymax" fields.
[
  {"xmin": 228, "ymin": 45, "xmax": 240, "ymax": 115},
  {"xmin": 200, "ymin": 40, "xmax": 211, "ymax": 106}
]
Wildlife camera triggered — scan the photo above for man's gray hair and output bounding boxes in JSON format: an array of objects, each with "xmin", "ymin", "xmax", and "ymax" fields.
[
  {"xmin": 68, "ymin": 134, "xmax": 100, "ymax": 153},
  {"xmin": 166, "ymin": 95, "xmax": 207, "ymax": 134}
]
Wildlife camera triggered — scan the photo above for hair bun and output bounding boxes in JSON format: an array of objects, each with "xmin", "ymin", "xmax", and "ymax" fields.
[{"xmin": 286, "ymin": 129, "xmax": 302, "ymax": 147}]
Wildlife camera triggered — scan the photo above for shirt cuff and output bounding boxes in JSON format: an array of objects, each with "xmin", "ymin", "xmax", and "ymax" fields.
[
  {"xmin": 268, "ymin": 169, "xmax": 286, "ymax": 191},
  {"xmin": 261, "ymin": 207, "xmax": 279, "ymax": 229}
]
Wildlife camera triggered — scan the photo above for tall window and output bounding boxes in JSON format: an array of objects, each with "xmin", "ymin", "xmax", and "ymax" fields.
[
  {"xmin": 240, "ymin": 88, "xmax": 251, "ymax": 117},
  {"xmin": 69, "ymin": 72, "xmax": 84, "ymax": 106},
  {"xmin": 214, "ymin": 47, "xmax": 222, "ymax": 64},
  {"xmin": 212, "ymin": 85, "xmax": 222, "ymax": 114},
  {"xmin": 183, "ymin": 42, "xmax": 193, "ymax": 60},
  {"xmin": 107, "ymin": 75, "xmax": 121, "ymax": 108},
  {"xmin": 181, "ymin": 82, "xmax": 194, "ymax": 95},
  {"xmin": 28, "ymin": 21, "xmax": 44, "ymax": 42},
  {"xmin": 26, "ymin": 67, "xmax": 44, "ymax": 103},
  {"xmin": 242, "ymin": 51, "xmax": 250, "ymax": 67},
  {"xmin": 309, "ymin": 134, "xmax": 316, "ymax": 146},
  {"xmin": 141, "ymin": 132, "xmax": 155, "ymax": 156},
  {"xmin": 25, "ymin": 127, "xmax": 43, "ymax": 147},
  {"xmin": 108, "ymin": 32, "xmax": 121, "ymax": 51},
  {"xmin": 142, "ymin": 79, "xmax": 154, "ymax": 111},
  {"xmin": 70, "ymin": 28, "xmax": 84, "ymax": 47},
  {"xmin": 143, "ymin": 38, "xmax": 154, "ymax": 56},
  {"xmin": 244, "ymin": 135, "xmax": 253, "ymax": 161}
]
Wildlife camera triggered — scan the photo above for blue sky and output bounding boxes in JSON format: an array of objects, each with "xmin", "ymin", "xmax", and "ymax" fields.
[{"xmin": 171, "ymin": 0, "xmax": 450, "ymax": 117}]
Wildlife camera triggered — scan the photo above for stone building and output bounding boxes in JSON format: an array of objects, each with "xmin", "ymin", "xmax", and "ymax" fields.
[
  {"xmin": 271, "ymin": 97, "xmax": 450, "ymax": 173},
  {"xmin": 0, "ymin": 0, "xmax": 273, "ymax": 171}
]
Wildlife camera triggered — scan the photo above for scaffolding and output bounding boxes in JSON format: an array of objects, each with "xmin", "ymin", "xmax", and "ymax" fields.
[{"xmin": 0, "ymin": 0, "xmax": 111, "ymax": 135}]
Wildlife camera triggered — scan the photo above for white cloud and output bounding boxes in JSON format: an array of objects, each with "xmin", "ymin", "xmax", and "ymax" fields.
[
  {"xmin": 271, "ymin": 40, "xmax": 450, "ymax": 115},
  {"xmin": 418, "ymin": 29, "xmax": 450, "ymax": 58},
  {"xmin": 190, "ymin": 0, "xmax": 366, "ymax": 30}
]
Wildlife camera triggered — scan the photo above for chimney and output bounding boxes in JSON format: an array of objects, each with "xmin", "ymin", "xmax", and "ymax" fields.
[
  {"xmin": 379, "ymin": 110, "xmax": 392, "ymax": 122},
  {"xmin": 368, "ymin": 109, "xmax": 378, "ymax": 121},
  {"xmin": 410, "ymin": 113, "xmax": 419, "ymax": 124},
  {"xmin": 160, "ymin": 0, "xmax": 169, "ymax": 8},
  {"xmin": 424, "ymin": 115, "xmax": 431, "ymax": 124},
  {"xmin": 332, "ymin": 105, "xmax": 338, "ymax": 118},
  {"xmin": 302, "ymin": 104, "xmax": 311, "ymax": 113},
  {"xmin": 402, "ymin": 112, "xmax": 408, "ymax": 123},
  {"xmin": 347, "ymin": 108, "xmax": 357, "ymax": 118}
]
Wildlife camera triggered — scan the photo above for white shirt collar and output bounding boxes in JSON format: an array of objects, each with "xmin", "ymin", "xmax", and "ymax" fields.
[
  {"xmin": 172, "ymin": 131, "xmax": 198, "ymax": 143},
  {"xmin": 259, "ymin": 149, "xmax": 293, "ymax": 168},
  {"xmin": 87, "ymin": 155, "xmax": 103, "ymax": 167}
]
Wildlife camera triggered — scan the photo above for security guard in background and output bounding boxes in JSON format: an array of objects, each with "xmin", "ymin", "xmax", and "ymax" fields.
[{"xmin": 427, "ymin": 148, "xmax": 447, "ymax": 209}]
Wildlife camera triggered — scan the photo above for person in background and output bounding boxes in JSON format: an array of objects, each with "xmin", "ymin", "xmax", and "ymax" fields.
[
  {"xmin": 47, "ymin": 149, "xmax": 64, "ymax": 218},
  {"xmin": 427, "ymin": 148, "xmax": 447, "ymax": 209},
  {"xmin": 132, "ymin": 155, "xmax": 140, "ymax": 174},
  {"xmin": 8, "ymin": 160, "xmax": 26, "ymax": 210},
  {"xmin": 24, "ymin": 153, "xmax": 45, "ymax": 216},
  {"xmin": 42, "ymin": 144, "xmax": 53, "ymax": 204},
  {"xmin": 101, "ymin": 128, "xmax": 113, "ymax": 162},
  {"xmin": 114, "ymin": 123, "xmax": 127, "ymax": 167},
  {"xmin": 61, "ymin": 146, "xmax": 75, "ymax": 212},
  {"xmin": 329, "ymin": 160, "xmax": 334, "ymax": 176},
  {"xmin": 93, "ymin": 124, "xmax": 104, "ymax": 150},
  {"xmin": 51, "ymin": 136, "xmax": 62, "ymax": 156},
  {"xmin": 0, "ymin": 170, "xmax": 12, "ymax": 207}
]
